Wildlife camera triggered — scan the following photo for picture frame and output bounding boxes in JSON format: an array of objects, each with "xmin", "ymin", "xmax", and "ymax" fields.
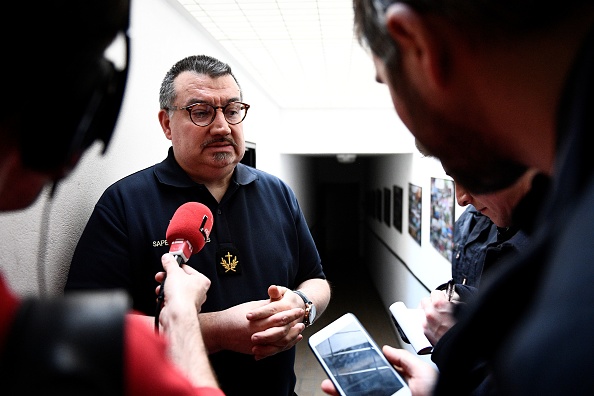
[
  {"xmin": 393, "ymin": 185, "xmax": 403, "ymax": 233},
  {"xmin": 429, "ymin": 177, "xmax": 455, "ymax": 261},
  {"xmin": 408, "ymin": 183, "xmax": 422, "ymax": 245}
]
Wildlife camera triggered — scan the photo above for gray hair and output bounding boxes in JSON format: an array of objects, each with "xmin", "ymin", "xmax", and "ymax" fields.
[{"xmin": 159, "ymin": 55, "xmax": 242, "ymax": 110}]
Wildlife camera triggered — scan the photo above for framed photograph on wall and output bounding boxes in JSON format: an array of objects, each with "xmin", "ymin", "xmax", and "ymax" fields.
[
  {"xmin": 393, "ymin": 185, "xmax": 403, "ymax": 233},
  {"xmin": 383, "ymin": 187, "xmax": 391, "ymax": 226},
  {"xmin": 430, "ymin": 177, "xmax": 455, "ymax": 261},
  {"xmin": 408, "ymin": 183, "xmax": 422, "ymax": 245}
]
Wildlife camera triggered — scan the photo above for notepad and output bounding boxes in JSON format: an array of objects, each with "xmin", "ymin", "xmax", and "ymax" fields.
[{"xmin": 389, "ymin": 301, "xmax": 433, "ymax": 355}]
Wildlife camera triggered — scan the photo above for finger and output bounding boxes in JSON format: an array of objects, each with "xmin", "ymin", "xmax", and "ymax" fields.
[
  {"xmin": 161, "ymin": 253, "xmax": 180, "ymax": 272},
  {"xmin": 383, "ymin": 345, "xmax": 438, "ymax": 395},
  {"xmin": 321, "ymin": 379, "xmax": 340, "ymax": 395},
  {"xmin": 246, "ymin": 302, "xmax": 281, "ymax": 321},
  {"xmin": 248, "ymin": 305, "xmax": 304, "ymax": 323},
  {"xmin": 268, "ymin": 285, "xmax": 283, "ymax": 301},
  {"xmin": 420, "ymin": 296, "xmax": 431, "ymax": 310},
  {"xmin": 155, "ymin": 271, "xmax": 166, "ymax": 283},
  {"xmin": 180, "ymin": 263, "xmax": 199, "ymax": 275},
  {"xmin": 430, "ymin": 289, "xmax": 448, "ymax": 301},
  {"xmin": 450, "ymin": 291, "xmax": 461, "ymax": 302},
  {"xmin": 252, "ymin": 323, "xmax": 304, "ymax": 345},
  {"xmin": 269, "ymin": 307, "xmax": 304, "ymax": 326},
  {"xmin": 253, "ymin": 333, "xmax": 304, "ymax": 360},
  {"xmin": 382, "ymin": 345, "xmax": 417, "ymax": 375}
]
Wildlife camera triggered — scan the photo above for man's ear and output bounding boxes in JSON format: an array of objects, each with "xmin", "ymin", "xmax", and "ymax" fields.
[
  {"xmin": 384, "ymin": 3, "xmax": 449, "ymax": 89},
  {"xmin": 158, "ymin": 109, "xmax": 173, "ymax": 140}
]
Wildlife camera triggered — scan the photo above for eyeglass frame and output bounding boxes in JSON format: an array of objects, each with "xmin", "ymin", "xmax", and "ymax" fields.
[{"xmin": 167, "ymin": 101, "xmax": 250, "ymax": 127}]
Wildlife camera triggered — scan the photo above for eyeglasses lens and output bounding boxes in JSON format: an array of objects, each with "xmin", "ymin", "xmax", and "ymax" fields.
[{"xmin": 189, "ymin": 103, "xmax": 247, "ymax": 126}]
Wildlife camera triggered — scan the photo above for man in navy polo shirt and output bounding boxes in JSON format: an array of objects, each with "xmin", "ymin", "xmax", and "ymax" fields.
[{"xmin": 65, "ymin": 54, "xmax": 331, "ymax": 396}]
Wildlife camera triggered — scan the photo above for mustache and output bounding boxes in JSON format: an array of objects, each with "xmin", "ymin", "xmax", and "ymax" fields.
[{"xmin": 201, "ymin": 137, "xmax": 238, "ymax": 148}]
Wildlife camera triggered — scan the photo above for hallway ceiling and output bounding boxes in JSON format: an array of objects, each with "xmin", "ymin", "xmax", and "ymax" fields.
[{"xmin": 175, "ymin": 0, "xmax": 395, "ymax": 109}]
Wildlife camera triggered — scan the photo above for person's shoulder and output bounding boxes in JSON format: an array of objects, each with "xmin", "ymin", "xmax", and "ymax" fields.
[
  {"xmin": 237, "ymin": 163, "xmax": 268, "ymax": 177},
  {"xmin": 96, "ymin": 163, "xmax": 159, "ymax": 205},
  {"xmin": 236, "ymin": 163, "xmax": 287, "ymax": 185},
  {"xmin": 106, "ymin": 164, "xmax": 157, "ymax": 189},
  {"xmin": 236, "ymin": 164, "xmax": 298, "ymax": 202}
]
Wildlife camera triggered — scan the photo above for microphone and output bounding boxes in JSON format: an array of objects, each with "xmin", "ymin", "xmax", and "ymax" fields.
[
  {"xmin": 166, "ymin": 202, "xmax": 214, "ymax": 264},
  {"xmin": 155, "ymin": 202, "xmax": 213, "ymax": 333}
]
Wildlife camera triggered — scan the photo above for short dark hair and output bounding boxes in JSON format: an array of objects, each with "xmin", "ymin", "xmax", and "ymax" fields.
[{"xmin": 159, "ymin": 55, "xmax": 242, "ymax": 110}]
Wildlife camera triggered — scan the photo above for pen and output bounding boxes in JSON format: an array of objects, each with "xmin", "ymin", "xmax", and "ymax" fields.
[{"xmin": 446, "ymin": 279, "xmax": 454, "ymax": 302}]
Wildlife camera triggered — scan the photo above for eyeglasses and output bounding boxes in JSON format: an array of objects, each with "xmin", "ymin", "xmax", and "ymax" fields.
[{"xmin": 169, "ymin": 101, "xmax": 250, "ymax": 127}]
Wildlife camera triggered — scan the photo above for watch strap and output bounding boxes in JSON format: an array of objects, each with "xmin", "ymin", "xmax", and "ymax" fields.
[{"xmin": 293, "ymin": 290, "xmax": 313, "ymax": 326}]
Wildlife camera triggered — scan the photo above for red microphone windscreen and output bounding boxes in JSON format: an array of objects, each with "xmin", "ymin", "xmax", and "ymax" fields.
[{"xmin": 166, "ymin": 202, "xmax": 214, "ymax": 256}]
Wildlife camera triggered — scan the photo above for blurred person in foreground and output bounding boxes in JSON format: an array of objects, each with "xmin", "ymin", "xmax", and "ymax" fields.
[
  {"xmin": 65, "ymin": 54, "xmax": 331, "ymax": 396},
  {"xmin": 0, "ymin": 1, "xmax": 223, "ymax": 394},
  {"xmin": 323, "ymin": 0, "xmax": 594, "ymax": 395}
]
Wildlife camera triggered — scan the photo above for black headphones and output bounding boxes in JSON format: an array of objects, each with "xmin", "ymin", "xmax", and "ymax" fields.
[{"xmin": 19, "ymin": 1, "xmax": 131, "ymax": 176}]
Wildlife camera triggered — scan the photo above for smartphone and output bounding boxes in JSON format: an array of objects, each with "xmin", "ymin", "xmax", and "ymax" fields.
[{"xmin": 308, "ymin": 312, "xmax": 411, "ymax": 396}]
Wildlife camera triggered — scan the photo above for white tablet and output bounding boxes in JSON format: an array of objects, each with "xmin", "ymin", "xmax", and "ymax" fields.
[{"xmin": 308, "ymin": 312, "xmax": 411, "ymax": 396}]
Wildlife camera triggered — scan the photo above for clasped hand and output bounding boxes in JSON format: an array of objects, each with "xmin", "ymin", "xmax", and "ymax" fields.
[{"xmin": 245, "ymin": 285, "xmax": 306, "ymax": 360}]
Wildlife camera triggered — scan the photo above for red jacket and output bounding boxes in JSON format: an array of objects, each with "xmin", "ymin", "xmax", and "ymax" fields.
[{"xmin": 0, "ymin": 275, "xmax": 224, "ymax": 396}]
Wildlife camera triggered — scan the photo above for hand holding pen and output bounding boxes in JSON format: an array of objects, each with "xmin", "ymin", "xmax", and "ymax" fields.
[
  {"xmin": 421, "ymin": 280, "xmax": 459, "ymax": 345},
  {"xmin": 446, "ymin": 279, "xmax": 455, "ymax": 302}
]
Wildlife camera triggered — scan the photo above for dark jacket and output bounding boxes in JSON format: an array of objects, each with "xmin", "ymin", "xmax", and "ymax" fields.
[
  {"xmin": 451, "ymin": 205, "xmax": 531, "ymax": 292},
  {"xmin": 433, "ymin": 24, "xmax": 594, "ymax": 395},
  {"xmin": 432, "ymin": 206, "xmax": 531, "ymax": 376}
]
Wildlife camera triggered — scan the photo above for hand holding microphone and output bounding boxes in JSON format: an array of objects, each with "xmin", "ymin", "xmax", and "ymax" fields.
[
  {"xmin": 155, "ymin": 202, "xmax": 214, "ymax": 333},
  {"xmin": 156, "ymin": 254, "xmax": 211, "ymax": 328}
]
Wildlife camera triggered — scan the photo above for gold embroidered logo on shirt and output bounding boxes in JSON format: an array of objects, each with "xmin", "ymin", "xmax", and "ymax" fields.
[
  {"xmin": 220, "ymin": 251, "xmax": 239, "ymax": 272},
  {"xmin": 216, "ymin": 243, "xmax": 242, "ymax": 275}
]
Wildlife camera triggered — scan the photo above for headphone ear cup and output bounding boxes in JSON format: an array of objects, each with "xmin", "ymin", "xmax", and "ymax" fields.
[
  {"xmin": 92, "ymin": 58, "xmax": 128, "ymax": 154},
  {"xmin": 20, "ymin": 40, "xmax": 128, "ymax": 174},
  {"xmin": 64, "ymin": 55, "xmax": 128, "ymax": 165}
]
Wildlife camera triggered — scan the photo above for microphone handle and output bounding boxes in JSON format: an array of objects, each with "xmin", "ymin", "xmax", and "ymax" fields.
[{"xmin": 154, "ymin": 254, "xmax": 184, "ymax": 333}]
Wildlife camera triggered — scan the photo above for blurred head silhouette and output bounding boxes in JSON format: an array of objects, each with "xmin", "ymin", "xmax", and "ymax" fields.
[{"xmin": 0, "ymin": 0, "xmax": 130, "ymax": 210}]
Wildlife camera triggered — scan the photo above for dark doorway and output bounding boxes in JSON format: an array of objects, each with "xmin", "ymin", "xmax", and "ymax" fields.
[{"xmin": 315, "ymin": 182, "xmax": 361, "ymax": 282}]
